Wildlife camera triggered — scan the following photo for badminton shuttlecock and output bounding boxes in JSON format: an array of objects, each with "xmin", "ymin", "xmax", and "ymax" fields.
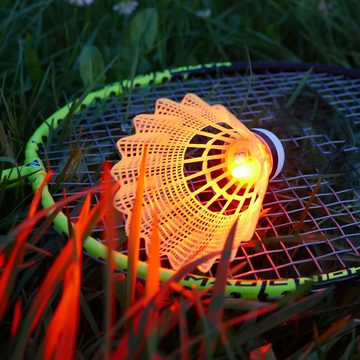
[{"xmin": 111, "ymin": 94, "xmax": 284, "ymax": 272}]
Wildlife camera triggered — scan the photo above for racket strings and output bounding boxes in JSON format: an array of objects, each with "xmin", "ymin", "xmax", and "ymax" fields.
[{"xmin": 36, "ymin": 69, "xmax": 360, "ymax": 279}]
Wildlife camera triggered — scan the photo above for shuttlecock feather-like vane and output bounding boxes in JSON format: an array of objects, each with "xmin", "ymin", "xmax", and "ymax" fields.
[{"xmin": 111, "ymin": 94, "xmax": 284, "ymax": 272}]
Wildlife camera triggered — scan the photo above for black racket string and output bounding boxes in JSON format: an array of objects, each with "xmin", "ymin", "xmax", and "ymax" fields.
[{"xmin": 37, "ymin": 68, "xmax": 360, "ymax": 280}]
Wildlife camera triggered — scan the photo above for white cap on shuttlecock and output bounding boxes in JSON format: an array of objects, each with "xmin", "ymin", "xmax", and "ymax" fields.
[{"xmin": 251, "ymin": 128, "xmax": 285, "ymax": 180}]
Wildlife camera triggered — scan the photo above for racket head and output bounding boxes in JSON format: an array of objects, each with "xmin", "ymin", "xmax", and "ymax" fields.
[{"xmin": 21, "ymin": 61, "xmax": 360, "ymax": 299}]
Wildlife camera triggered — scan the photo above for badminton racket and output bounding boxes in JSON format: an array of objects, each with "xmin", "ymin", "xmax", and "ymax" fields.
[{"xmin": 1, "ymin": 61, "xmax": 360, "ymax": 300}]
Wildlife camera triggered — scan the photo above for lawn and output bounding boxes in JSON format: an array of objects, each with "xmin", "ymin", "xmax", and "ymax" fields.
[{"xmin": 1, "ymin": 0, "xmax": 360, "ymax": 358}]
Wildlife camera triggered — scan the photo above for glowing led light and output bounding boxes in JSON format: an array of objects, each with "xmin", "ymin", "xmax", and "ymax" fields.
[
  {"xmin": 111, "ymin": 94, "xmax": 285, "ymax": 272},
  {"xmin": 226, "ymin": 140, "xmax": 264, "ymax": 186},
  {"xmin": 230, "ymin": 155, "xmax": 261, "ymax": 183}
]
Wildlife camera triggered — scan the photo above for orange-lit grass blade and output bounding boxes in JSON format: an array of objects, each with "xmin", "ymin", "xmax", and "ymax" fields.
[
  {"xmin": 101, "ymin": 162, "xmax": 119, "ymax": 359},
  {"xmin": 310, "ymin": 315, "xmax": 351, "ymax": 355},
  {"xmin": 114, "ymin": 247, "xmax": 224, "ymax": 329},
  {"xmin": 224, "ymin": 300, "xmax": 276, "ymax": 328},
  {"xmin": 318, "ymin": 315, "xmax": 351, "ymax": 344},
  {"xmin": 169, "ymin": 281, "xmax": 198, "ymax": 302},
  {"xmin": 29, "ymin": 239, "xmax": 75, "ymax": 332},
  {"xmin": 126, "ymin": 144, "xmax": 148, "ymax": 309},
  {"xmin": 145, "ymin": 214, "xmax": 160, "ymax": 301},
  {"xmin": 33, "ymin": 196, "xmax": 90, "ymax": 328},
  {"xmin": 167, "ymin": 254, "xmax": 321, "ymax": 360},
  {"xmin": 11, "ymin": 299, "xmax": 22, "ymax": 337},
  {"xmin": 0, "ymin": 253, "xmax": 5, "ymax": 268},
  {"xmin": 206, "ymin": 219, "xmax": 238, "ymax": 357},
  {"xmin": 0, "ymin": 171, "xmax": 53, "ymax": 320},
  {"xmin": 43, "ymin": 194, "xmax": 96, "ymax": 359},
  {"xmin": 111, "ymin": 249, "xmax": 226, "ymax": 359},
  {"xmin": 249, "ymin": 343, "xmax": 274, "ymax": 360},
  {"xmin": 7, "ymin": 184, "xmax": 101, "ymax": 241},
  {"xmin": 164, "ymin": 222, "xmax": 238, "ymax": 359},
  {"xmin": 13, "ymin": 193, "xmax": 101, "ymax": 360},
  {"xmin": 143, "ymin": 215, "xmax": 161, "ymax": 359},
  {"xmin": 258, "ymin": 207, "xmax": 271, "ymax": 219},
  {"xmin": 226, "ymin": 290, "xmax": 329, "ymax": 349},
  {"xmin": 168, "ymin": 297, "xmax": 277, "ymax": 359},
  {"xmin": 43, "ymin": 261, "xmax": 82, "ymax": 360},
  {"xmin": 25, "ymin": 243, "xmax": 52, "ymax": 257}
]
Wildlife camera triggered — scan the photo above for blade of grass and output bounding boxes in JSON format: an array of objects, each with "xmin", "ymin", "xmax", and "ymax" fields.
[
  {"xmin": 9, "ymin": 183, "xmax": 101, "ymax": 240},
  {"xmin": 168, "ymin": 295, "xmax": 276, "ymax": 359},
  {"xmin": 285, "ymin": 67, "xmax": 313, "ymax": 108},
  {"xmin": 80, "ymin": 291, "xmax": 100, "ymax": 336},
  {"xmin": 319, "ymin": 315, "xmax": 351, "ymax": 344},
  {"xmin": 142, "ymin": 213, "xmax": 162, "ymax": 358},
  {"xmin": 219, "ymin": 328, "xmax": 237, "ymax": 360},
  {"xmin": 294, "ymin": 317, "xmax": 357, "ymax": 360},
  {"xmin": 101, "ymin": 162, "xmax": 119, "ymax": 360},
  {"xmin": 111, "ymin": 249, "xmax": 225, "ymax": 359},
  {"xmin": 249, "ymin": 343, "xmax": 274, "ymax": 360},
  {"xmin": 126, "ymin": 144, "xmax": 148, "ymax": 309},
  {"xmin": 25, "ymin": 243, "xmax": 52, "ymax": 257},
  {"xmin": 192, "ymin": 288, "xmax": 212, "ymax": 360},
  {"xmin": 178, "ymin": 299, "xmax": 190, "ymax": 360},
  {"xmin": 52, "ymin": 145, "xmax": 85, "ymax": 193},
  {"xmin": 13, "ymin": 193, "xmax": 102, "ymax": 359},
  {"xmin": 13, "ymin": 229, "xmax": 73, "ymax": 358},
  {"xmin": 295, "ymin": 177, "xmax": 322, "ymax": 234},
  {"xmin": 43, "ymin": 193, "xmax": 92, "ymax": 359},
  {"xmin": 0, "ymin": 171, "xmax": 53, "ymax": 320},
  {"xmin": 43, "ymin": 261, "xmax": 82, "ymax": 360},
  {"xmin": 10, "ymin": 299, "xmax": 22, "ymax": 337},
  {"xmin": 145, "ymin": 213, "xmax": 160, "ymax": 301},
  {"xmin": 206, "ymin": 219, "xmax": 238, "ymax": 357},
  {"xmin": 0, "ymin": 253, "xmax": 5, "ymax": 267},
  {"xmin": 229, "ymin": 290, "xmax": 329, "ymax": 347},
  {"xmin": 0, "ymin": 119, "xmax": 15, "ymax": 160}
]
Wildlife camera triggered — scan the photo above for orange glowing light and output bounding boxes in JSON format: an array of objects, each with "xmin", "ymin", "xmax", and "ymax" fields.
[
  {"xmin": 111, "ymin": 94, "xmax": 284, "ymax": 272},
  {"xmin": 226, "ymin": 138, "xmax": 266, "ymax": 185},
  {"xmin": 230, "ymin": 154, "xmax": 261, "ymax": 183}
]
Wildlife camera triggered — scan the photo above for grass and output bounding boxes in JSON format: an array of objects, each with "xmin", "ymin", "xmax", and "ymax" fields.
[{"xmin": 1, "ymin": 0, "xmax": 360, "ymax": 358}]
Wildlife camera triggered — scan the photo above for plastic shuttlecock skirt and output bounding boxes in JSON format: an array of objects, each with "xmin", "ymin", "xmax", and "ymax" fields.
[{"xmin": 111, "ymin": 94, "xmax": 273, "ymax": 272}]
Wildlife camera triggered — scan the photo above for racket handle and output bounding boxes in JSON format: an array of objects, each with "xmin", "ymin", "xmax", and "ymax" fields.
[{"xmin": 0, "ymin": 160, "xmax": 42, "ymax": 188}]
